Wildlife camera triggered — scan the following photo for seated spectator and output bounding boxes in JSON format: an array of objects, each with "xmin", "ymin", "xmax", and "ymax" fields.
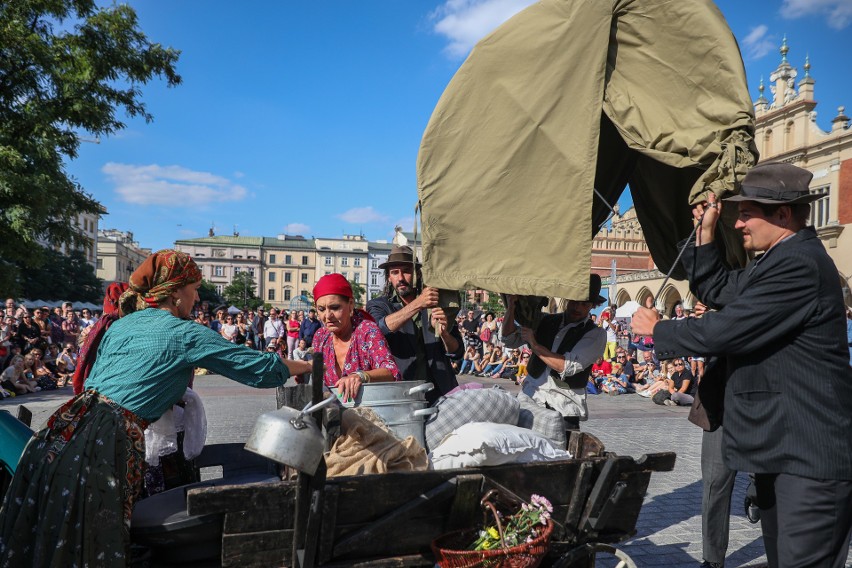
[
  {"xmin": 634, "ymin": 349, "xmax": 659, "ymax": 375},
  {"xmin": 292, "ymin": 338, "xmax": 312, "ymax": 361},
  {"xmin": 220, "ymin": 315, "xmax": 238, "ymax": 342},
  {"xmin": 0, "ymin": 315, "xmax": 16, "ymax": 360},
  {"xmin": 3, "ymin": 345, "xmax": 22, "ymax": 372},
  {"xmin": 492, "ymin": 348, "xmax": 521, "ymax": 380},
  {"xmin": 56, "ymin": 343, "xmax": 77, "ymax": 377},
  {"xmin": 480, "ymin": 346, "xmax": 507, "ymax": 376},
  {"xmin": 516, "ymin": 351, "xmax": 530, "ymax": 383},
  {"xmin": 29, "ymin": 349, "xmax": 60, "ymax": 389},
  {"xmin": 601, "ymin": 362, "xmax": 630, "ymax": 395},
  {"xmin": 614, "ymin": 349, "xmax": 635, "ymax": 384},
  {"xmin": 637, "ymin": 360, "xmax": 671, "ymax": 398},
  {"xmin": 458, "ymin": 345, "xmax": 480, "ymax": 375},
  {"xmin": 658, "ymin": 358, "xmax": 695, "ymax": 406},
  {"xmin": 473, "ymin": 343, "xmax": 494, "ymax": 375},
  {"xmin": 1, "ymin": 355, "xmax": 30, "ymax": 395},
  {"xmin": 18, "ymin": 312, "xmax": 42, "ymax": 354},
  {"xmin": 17, "ymin": 354, "xmax": 40, "ymax": 392}
]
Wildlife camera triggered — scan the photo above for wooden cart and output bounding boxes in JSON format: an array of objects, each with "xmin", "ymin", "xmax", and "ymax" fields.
[{"xmin": 174, "ymin": 384, "xmax": 675, "ymax": 568}]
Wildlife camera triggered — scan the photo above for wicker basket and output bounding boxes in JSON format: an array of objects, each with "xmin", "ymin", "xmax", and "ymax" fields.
[{"xmin": 431, "ymin": 519, "xmax": 553, "ymax": 568}]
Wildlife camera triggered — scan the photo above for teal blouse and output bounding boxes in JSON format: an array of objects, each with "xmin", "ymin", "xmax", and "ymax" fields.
[{"xmin": 85, "ymin": 309, "xmax": 289, "ymax": 421}]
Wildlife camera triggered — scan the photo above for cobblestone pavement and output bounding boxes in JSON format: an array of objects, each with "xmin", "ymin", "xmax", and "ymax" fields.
[{"xmin": 3, "ymin": 375, "xmax": 850, "ymax": 567}]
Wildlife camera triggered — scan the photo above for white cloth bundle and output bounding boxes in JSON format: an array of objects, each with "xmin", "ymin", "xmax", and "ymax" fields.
[{"xmin": 144, "ymin": 387, "xmax": 207, "ymax": 466}]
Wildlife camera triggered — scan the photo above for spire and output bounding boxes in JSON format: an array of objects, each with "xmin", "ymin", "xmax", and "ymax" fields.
[
  {"xmin": 803, "ymin": 54, "xmax": 810, "ymax": 78},
  {"xmin": 755, "ymin": 76, "xmax": 769, "ymax": 112},
  {"xmin": 780, "ymin": 34, "xmax": 788, "ymax": 63}
]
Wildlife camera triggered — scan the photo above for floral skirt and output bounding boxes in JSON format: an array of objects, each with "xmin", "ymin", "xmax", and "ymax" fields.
[{"xmin": 0, "ymin": 390, "xmax": 148, "ymax": 567}]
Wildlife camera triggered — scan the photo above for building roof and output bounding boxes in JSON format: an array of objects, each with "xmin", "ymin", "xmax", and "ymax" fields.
[
  {"xmin": 368, "ymin": 242, "xmax": 394, "ymax": 252},
  {"xmin": 262, "ymin": 236, "xmax": 317, "ymax": 249},
  {"xmin": 174, "ymin": 236, "xmax": 263, "ymax": 247}
]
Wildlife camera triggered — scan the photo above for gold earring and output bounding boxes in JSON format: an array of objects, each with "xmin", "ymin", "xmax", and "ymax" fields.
[{"xmin": 175, "ymin": 298, "xmax": 182, "ymax": 307}]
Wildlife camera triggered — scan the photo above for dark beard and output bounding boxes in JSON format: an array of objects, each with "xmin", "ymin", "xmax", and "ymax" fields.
[{"xmin": 395, "ymin": 283, "xmax": 416, "ymax": 299}]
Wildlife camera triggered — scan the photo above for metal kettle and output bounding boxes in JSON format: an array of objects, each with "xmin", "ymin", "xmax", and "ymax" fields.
[{"xmin": 244, "ymin": 395, "xmax": 336, "ymax": 474}]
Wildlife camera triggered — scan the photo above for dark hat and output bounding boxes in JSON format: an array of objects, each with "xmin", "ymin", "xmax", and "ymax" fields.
[
  {"xmin": 377, "ymin": 245, "xmax": 421, "ymax": 270},
  {"xmin": 725, "ymin": 162, "xmax": 819, "ymax": 205},
  {"xmin": 572, "ymin": 274, "xmax": 606, "ymax": 305}
]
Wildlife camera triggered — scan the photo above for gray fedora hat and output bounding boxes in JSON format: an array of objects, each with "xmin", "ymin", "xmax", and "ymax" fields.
[
  {"xmin": 377, "ymin": 245, "xmax": 422, "ymax": 269},
  {"xmin": 725, "ymin": 162, "xmax": 819, "ymax": 205}
]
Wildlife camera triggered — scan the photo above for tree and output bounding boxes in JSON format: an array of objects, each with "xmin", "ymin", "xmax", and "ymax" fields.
[
  {"xmin": 197, "ymin": 279, "xmax": 222, "ymax": 305},
  {"xmin": 17, "ymin": 247, "xmax": 102, "ymax": 302},
  {"xmin": 222, "ymin": 272, "xmax": 262, "ymax": 310},
  {"xmin": 0, "ymin": 0, "xmax": 181, "ymax": 275},
  {"xmin": 348, "ymin": 279, "xmax": 366, "ymax": 307}
]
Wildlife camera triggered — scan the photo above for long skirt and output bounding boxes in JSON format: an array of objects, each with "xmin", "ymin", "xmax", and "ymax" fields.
[{"xmin": 0, "ymin": 390, "xmax": 148, "ymax": 567}]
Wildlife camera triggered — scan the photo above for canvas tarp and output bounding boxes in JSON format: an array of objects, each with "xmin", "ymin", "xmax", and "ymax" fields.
[{"xmin": 417, "ymin": 0, "xmax": 758, "ymax": 300}]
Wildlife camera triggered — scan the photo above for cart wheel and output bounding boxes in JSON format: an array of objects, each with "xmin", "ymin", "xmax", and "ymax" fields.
[
  {"xmin": 586, "ymin": 543, "xmax": 637, "ymax": 568},
  {"xmin": 551, "ymin": 542, "xmax": 637, "ymax": 568}
]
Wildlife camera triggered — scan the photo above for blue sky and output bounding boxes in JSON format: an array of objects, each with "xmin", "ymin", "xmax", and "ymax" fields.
[{"xmin": 70, "ymin": 0, "xmax": 852, "ymax": 251}]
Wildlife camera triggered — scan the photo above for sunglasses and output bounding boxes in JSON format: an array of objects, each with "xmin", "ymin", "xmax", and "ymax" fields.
[{"xmin": 674, "ymin": 362, "xmax": 684, "ymax": 367}]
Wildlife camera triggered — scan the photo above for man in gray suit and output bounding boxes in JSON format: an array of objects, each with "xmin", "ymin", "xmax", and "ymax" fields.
[{"xmin": 633, "ymin": 162, "xmax": 852, "ymax": 567}]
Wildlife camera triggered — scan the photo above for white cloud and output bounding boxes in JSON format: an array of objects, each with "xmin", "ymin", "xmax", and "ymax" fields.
[
  {"xmin": 741, "ymin": 25, "xmax": 775, "ymax": 60},
  {"xmin": 282, "ymin": 223, "xmax": 311, "ymax": 235},
  {"xmin": 781, "ymin": 0, "xmax": 852, "ymax": 29},
  {"xmin": 102, "ymin": 163, "xmax": 248, "ymax": 206},
  {"xmin": 430, "ymin": 0, "xmax": 536, "ymax": 58},
  {"xmin": 337, "ymin": 206, "xmax": 389, "ymax": 224}
]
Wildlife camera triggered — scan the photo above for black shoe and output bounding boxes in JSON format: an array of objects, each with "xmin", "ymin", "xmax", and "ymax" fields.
[
  {"xmin": 744, "ymin": 496, "xmax": 761, "ymax": 524},
  {"xmin": 700, "ymin": 562, "xmax": 723, "ymax": 568}
]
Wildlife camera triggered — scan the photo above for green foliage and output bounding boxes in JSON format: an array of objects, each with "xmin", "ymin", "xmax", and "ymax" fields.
[
  {"xmin": 479, "ymin": 294, "xmax": 505, "ymax": 317},
  {"xmin": 222, "ymin": 271, "xmax": 262, "ymax": 310},
  {"xmin": 197, "ymin": 279, "xmax": 222, "ymax": 305},
  {"xmin": 15, "ymin": 246, "xmax": 103, "ymax": 302},
  {"xmin": 0, "ymin": 0, "xmax": 181, "ymax": 265},
  {"xmin": 348, "ymin": 279, "xmax": 366, "ymax": 307}
]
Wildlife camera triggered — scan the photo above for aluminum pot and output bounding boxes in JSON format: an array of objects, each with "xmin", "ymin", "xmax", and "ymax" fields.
[
  {"xmin": 330, "ymin": 381, "xmax": 436, "ymax": 447},
  {"xmin": 244, "ymin": 396, "xmax": 335, "ymax": 474},
  {"xmin": 332, "ymin": 380, "xmax": 433, "ymax": 407}
]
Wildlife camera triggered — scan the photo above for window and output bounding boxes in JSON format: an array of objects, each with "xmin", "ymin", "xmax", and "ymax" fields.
[
  {"xmin": 301, "ymin": 273, "xmax": 308, "ymax": 283},
  {"xmin": 370, "ymin": 273, "xmax": 378, "ymax": 286},
  {"xmin": 301, "ymin": 256, "xmax": 308, "ymax": 265},
  {"xmin": 97, "ymin": 258, "xmax": 104, "ymax": 270},
  {"xmin": 324, "ymin": 257, "xmax": 332, "ymax": 266},
  {"xmin": 269, "ymin": 254, "xmax": 276, "ymax": 264},
  {"xmin": 285, "ymin": 255, "xmax": 292, "ymax": 265},
  {"xmin": 215, "ymin": 284, "xmax": 223, "ymax": 295},
  {"xmin": 285, "ymin": 272, "xmax": 292, "ymax": 283},
  {"xmin": 371, "ymin": 259, "xmax": 378, "ymax": 269},
  {"xmin": 354, "ymin": 258, "xmax": 361, "ymax": 267},
  {"xmin": 341, "ymin": 257, "xmax": 349, "ymax": 267},
  {"xmin": 354, "ymin": 273, "xmax": 361, "ymax": 283},
  {"xmin": 268, "ymin": 272, "xmax": 276, "ymax": 282},
  {"xmin": 234, "ymin": 267, "xmax": 241, "ymax": 274},
  {"xmin": 325, "ymin": 271, "xmax": 331, "ymax": 276},
  {"xmin": 284, "ymin": 289, "xmax": 292, "ymax": 301},
  {"xmin": 214, "ymin": 266, "xmax": 224, "ymax": 277},
  {"xmin": 248, "ymin": 268, "xmax": 255, "ymax": 277},
  {"xmin": 341, "ymin": 272, "xmax": 348, "ymax": 279},
  {"xmin": 810, "ymin": 186, "xmax": 831, "ymax": 229},
  {"xmin": 268, "ymin": 289, "xmax": 276, "ymax": 301}
]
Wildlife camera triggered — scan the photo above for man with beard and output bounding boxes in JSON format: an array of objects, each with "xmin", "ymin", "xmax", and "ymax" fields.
[
  {"xmin": 500, "ymin": 274, "xmax": 607, "ymax": 431},
  {"xmin": 366, "ymin": 245, "xmax": 463, "ymax": 403}
]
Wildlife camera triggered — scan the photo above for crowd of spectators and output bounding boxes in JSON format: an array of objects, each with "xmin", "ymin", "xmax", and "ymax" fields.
[
  {"xmin": 188, "ymin": 301, "xmax": 320, "ymax": 363},
  {"xmin": 1, "ymin": 299, "xmax": 85, "ymax": 398},
  {"xmin": 453, "ymin": 301, "xmax": 707, "ymax": 407}
]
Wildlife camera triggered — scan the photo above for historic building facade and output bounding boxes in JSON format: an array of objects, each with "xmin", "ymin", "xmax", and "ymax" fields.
[
  {"xmin": 96, "ymin": 229, "xmax": 150, "ymax": 285},
  {"xmin": 262, "ymin": 235, "xmax": 316, "ymax": 309},
  {"xmin": 173, "ymin": 235, "xmax": 264, "ymax": 299},
  {"xmin": 313, "ymin": 235, "xmax": 369, "ymax": 301}
]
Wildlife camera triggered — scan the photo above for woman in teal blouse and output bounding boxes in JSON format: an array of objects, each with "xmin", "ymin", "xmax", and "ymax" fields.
[{"xmin": 0, "ymin": 250, "xmax": 311, "ymax": 567}]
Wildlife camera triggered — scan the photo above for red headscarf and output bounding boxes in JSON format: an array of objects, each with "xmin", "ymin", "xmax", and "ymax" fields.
[
  {"xmin": 119, "ymin": 249, "xmax": 202, "ymax": 316},
  {"xmin": 72, "ymin": 282, "xmax": 128, "ymax": 394},
  {"xmin": 312, "ymin": 273, "xmax": 374, "ymax": 323}
]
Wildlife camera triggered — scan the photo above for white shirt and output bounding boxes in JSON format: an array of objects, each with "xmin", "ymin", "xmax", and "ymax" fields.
[
  {"xmin": 502, "ymin": 320, "xmax": 606, "ymax": 419},
  {"xmin": 602, "ymin": 320, "xmax": 618, "ymax": 342},
  {"xmin": 264, "ymin": 318, "xmax": 283, "ymax": 339}
]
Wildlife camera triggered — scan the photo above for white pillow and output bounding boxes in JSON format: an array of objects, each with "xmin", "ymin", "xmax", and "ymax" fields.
[{"xmin": 429, "ymin": 422, "xmax": 572, "ymax": 470}]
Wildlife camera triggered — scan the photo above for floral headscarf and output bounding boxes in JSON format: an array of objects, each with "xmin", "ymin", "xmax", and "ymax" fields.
[{"xmin": 119, "ymin": 249, "xmax": 202, "ymax": 316}]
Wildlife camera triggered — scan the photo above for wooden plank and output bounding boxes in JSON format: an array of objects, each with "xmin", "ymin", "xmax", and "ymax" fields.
[
  {"xmin": 222, "ymin": 529, "xmax": 292, "ymax": 568},
  {"xmin": 187, "ymin": 481, "xmax": 296, "ymax": 517},
  {"xmin": 224, "ymin": 504, "xmax": 294, "ymax": 533},
  {"xmin": 319, "ymin": 554, "xmax": 434, "ymax": 567},
  {"xmin": 318, "ymin": 484, "xmax": 340, "ymax": 564},
  {"xmin": 633, "ymin": 451, "xmax": 677, "ymax": 472},
  {"xmin": 301, "ymin": 461, "xmax": 327, "ymax": 568},
  {"xmin": 333, "ymin": 479, "xmax": 457, "ymax": 558},
  {"xmin": 445, "ymin": 474, "xmax": 483, "ymax": 532},
  {"xmin": 291, "ymin": 472, "xmax": 311, "ymax": 568},
  {"xmin": 328, "ymin": 515, "xmax": 451, "ymax": 560},
  {"xmin": 563, "ymin": 460, "xmax": 594, "ymax": 541}
]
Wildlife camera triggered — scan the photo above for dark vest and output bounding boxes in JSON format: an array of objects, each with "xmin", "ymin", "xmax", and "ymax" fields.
[{"xmin": 526, "ymin": 316, "xmax": 596, "ymax": 389}]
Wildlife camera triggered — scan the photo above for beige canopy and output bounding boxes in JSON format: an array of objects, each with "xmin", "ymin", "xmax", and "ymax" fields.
[{"xmin": 417, "ymin": 0, "xmax": 758, "ymax": 300}]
